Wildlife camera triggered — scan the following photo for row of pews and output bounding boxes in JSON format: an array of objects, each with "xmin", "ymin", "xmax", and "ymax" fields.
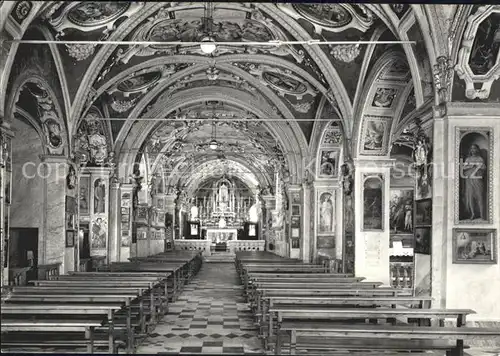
[
  {"xmin": 236, "ymin": 251, "xmax": 500, "ymax": 356},
  {"xmin": 0, "ymin": 251, "xmax": 203, "ymax": 354}
]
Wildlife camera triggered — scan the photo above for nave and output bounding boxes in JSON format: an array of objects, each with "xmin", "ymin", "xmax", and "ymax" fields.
[{"xmin": 136, "ymin": 262, "xmax": 263, "ymax": 354}]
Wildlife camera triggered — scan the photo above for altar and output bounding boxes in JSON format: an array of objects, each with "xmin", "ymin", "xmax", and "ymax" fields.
[{"xmin": 206, "ymin": 228, "xmax": 238, "ymax": 243}]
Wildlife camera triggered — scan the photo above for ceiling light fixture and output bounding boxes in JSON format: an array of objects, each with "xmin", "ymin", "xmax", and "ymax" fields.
[{"xmin": 200, "ymin": 36, "xmax": 217, "ymax": 54}]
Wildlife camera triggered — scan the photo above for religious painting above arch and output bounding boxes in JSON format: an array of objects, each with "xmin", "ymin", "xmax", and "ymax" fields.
[
  {"xmin": 317, "ymin": 148, "xmax": 340, "ymax": 179},
  {"xmin": 277, "ymin": 3, "xmax": 374, "ymax": 34},
  {"xmin": 360, "ymin": 116, "xmax": 392, "ymax": 156},
  {"xmin": 455, "ymin": 127, "xmax": 494, "ymax": 225},
  {"xmin": 362, "ymin": 174, "xmax": 384, "ymax": 231},
  {"xmin": 455, "ymin": 6, "xmax": 500, "ymax": 100}
]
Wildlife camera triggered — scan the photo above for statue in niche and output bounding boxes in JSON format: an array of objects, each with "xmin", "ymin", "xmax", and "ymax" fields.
[
  {"xmin": 319, "ymin": 192, "xmax": 334, "ymax": 233},
  {"xmin": 67, "ymin": 166, "xmax": 76, "ymax": 190},
  {"xmin": 94, "ymin": 178, "xmax": 106, "ymax": 214},
  {"xmin": 462, "ymin": 143, "xmax": 486, "ymax": 220},
  {"xmin": 44, "ymin": 119, "xmax": 62, "ymax": 148},
  {"xmin": 219, "ymin": 183, "xmax": 229, "ymax": 203}
]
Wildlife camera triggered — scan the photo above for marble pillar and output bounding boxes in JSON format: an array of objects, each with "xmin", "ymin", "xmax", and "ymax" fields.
[
  {"xmin": 40, "ymin": 155, "xmax": 68, "ymax": 273},
  {"xmin": 82, "ymin": 167, "xmax": 112, "ymax": 262},
  {"xmin": 353, "ymin": 158, "xmax": 394, "ymax": 285},
  {"xmin": 108, "ymin": 179, "xmax": 121, "ymax": 263},
  {"xmin": 301, "ymin": 182, "xmax": 312, "ymax": 263},
  {"xmin": 119, "ymin": 183, "xmax": 133, "ymax": 261}
]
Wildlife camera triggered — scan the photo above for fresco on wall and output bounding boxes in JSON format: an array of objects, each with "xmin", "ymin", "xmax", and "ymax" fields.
[
  {"xmin": 363, "ymin": 175, "xmax": 383, "ymax": 230},
  {"xmin": 318, "ymin": 149, "xmax": 339, "ymax": 178},
  {"xmin": 91, "ymin": 217, "xmax": 107, "ymax": 249},
  {"xmin": 79, "ymin": 177, "xmax": 90, "ymax": 215},
  {"xmin": 468, "ymin": 13, "xmax": 500, "ymax": 75},
  {"xmin": 94, "ymin": 178, "xmax": 106, "ymax": 214},
  {"xmin": 318, "ymin": 192, "xmax": 335, "ymax": 234},
  {"xmin": 372, "ymin": 87, "xmax": 397, "ymax": 108},
  {"xmin": 389, "ymin": 189, "xmax": 414, "ymax": 234},
  {"xmin": 414, "ymin": 227, "xmax": 431, "ymax": 255},
  {"xmin": 457, "ymin": 129, "xmax": 492, "ymax": 223},
  {"xmin": 361, "ymin": 117, "xmax": 390, "ymax": 155}
]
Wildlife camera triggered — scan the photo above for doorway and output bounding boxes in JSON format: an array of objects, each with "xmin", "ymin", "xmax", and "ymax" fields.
[{"xmin": 9, "ymin": 228, "xmax": 38, "ymax": 284}]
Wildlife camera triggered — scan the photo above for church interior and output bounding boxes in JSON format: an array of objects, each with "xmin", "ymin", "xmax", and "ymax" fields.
[{"xmin": 1, "ymin": 2, "xmax": 500, "ymax": 355}]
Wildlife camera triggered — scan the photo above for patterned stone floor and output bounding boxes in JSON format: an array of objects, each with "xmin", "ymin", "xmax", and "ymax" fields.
[{"xmin": 135, "ymin": 262, "xmax": 264, "ymax": 355}]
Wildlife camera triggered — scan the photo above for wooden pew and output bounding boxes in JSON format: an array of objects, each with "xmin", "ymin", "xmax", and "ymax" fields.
[
  {"xmin": 275, "ymin": 322, "xmax": 500, "ymax": 356},
  {"xmin": 1, "ymin": 320, "xmax": 102, "ymax": 353},
  {"xmin": 2, "ymin": 303, "xmax": 125, "ymax": 353}
]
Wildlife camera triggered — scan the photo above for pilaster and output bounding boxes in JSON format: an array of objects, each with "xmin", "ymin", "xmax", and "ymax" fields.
[
  {"xmin": 353, "ymin": 158, "xmax": 394, "ymax": 285},
  {"xmin": 0, "ymin": 125, "xmax": 13, "ymax": 287},
  {"xmin": 119, "ymin": 183, "xmax": 133, "ymax": 261},
  {"xmin": 108, "ymin": 179, "xmax": 121, "ymax": 262},
  {"xmin": 301, "ymin": 183, "xmax": 312, "ymax": 262}
]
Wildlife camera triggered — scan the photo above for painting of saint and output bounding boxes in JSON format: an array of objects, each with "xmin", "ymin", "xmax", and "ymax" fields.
[
  {"xmin": 458, "ymin": 131, "xmax": 490, "ymax": 222},
  {"xmin": 414, "ymin": 227, "xmax": 431, "ymax": 255},
  {"xmin": 91, "ymin": 217, "xmax": 107, "ymax": 249},
  {"xmin": 79, "ymin": 177, "xmax": 90, "ymax": 215},
  {"xmin": 415, "ymin": 165, "xmax": 432, "ymax": 200},
  {"xmin": 94, "ymin": 178, "xmax": 106, "ymax": 214},
  {"xmin": 363, "ymin": 176, "xmax": 383, "ymax": 230},
  {"xmin": 318, "ymin": 192, "xmax": 334, "ymax": 234},
  {"xmin": 372, "ymin": 88, "xmax": 397, "ymax": 108},
  {"xmin": 318, "ymin": 149, "xmax": 339, "ymax": 178},
  {"xmin": 363, "ymin": 120, "xmax": 386, "ymax": 151},
  {"xmin": 389, "ymin": 189, "xmax": 414, "ymax": 234}
]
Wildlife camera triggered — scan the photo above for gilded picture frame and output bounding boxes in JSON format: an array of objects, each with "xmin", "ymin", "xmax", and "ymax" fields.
[
  {"xmin": 452, "ymin": 228, "xmax": 497, "ymax": 264},
  {"xmin": 455, "ymin": 127, "xmax": 494, "ymax": 225}
]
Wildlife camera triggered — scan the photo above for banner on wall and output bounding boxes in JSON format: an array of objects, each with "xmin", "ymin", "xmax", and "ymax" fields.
[{"xmin": 414, "ymin": 253, "xmax": 431, "ymax": 296}]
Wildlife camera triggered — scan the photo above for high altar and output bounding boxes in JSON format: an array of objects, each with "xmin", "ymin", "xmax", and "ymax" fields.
[{"xmin": 190, "ymin": 176, "xmax": 258, "ymax": 242}]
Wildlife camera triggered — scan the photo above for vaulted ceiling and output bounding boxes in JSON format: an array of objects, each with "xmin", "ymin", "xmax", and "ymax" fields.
[{"xmin": 3, "ymin": 2, "xmax": 449, "ymax": 189}]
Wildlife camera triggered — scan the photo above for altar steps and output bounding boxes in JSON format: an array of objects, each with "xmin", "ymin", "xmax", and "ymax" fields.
[{"xmin": 204, "ymin": 251, "xmax": 236, "ymax": 263}]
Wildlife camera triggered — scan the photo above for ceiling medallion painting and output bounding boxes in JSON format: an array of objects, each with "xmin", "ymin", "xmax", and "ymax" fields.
[
  {"xmin": 117, "ymin": 6, "xmax": 303, "ymax": 63},
  {"xmin": 372, "ymin": 88, "xmax": 398, "ymax": 108},
  {"xmin": 66, "ymin": 2, "xmax": 131, "ymax": 26},
  {"xmin": 232, "ymin": 63, "xmax": 317, "ymax": 100},
  {"xmin": 117, "ymin": 71, "xmax": 161, "ymax": 94},
  {"xmin": 456, "ymin": 6, "xmax": 500, "ymax": 99},
  {"xmin": 277, "ymin": 3, "xmax": 374, "ymax": 34},
  {"xmin": 10, "ymin": 1, "xmax": 33, "ymax": 25}
]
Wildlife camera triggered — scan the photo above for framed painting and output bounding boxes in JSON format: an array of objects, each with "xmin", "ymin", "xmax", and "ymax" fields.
[
  {"xmin": 389, "ymin": 189, "xmax": 414, "ymax": 234},
  {"xmin": 360, "ymin": 116, "xmax": 391, "ymax": 155},
  {"xmin": 79, "ymin": 176, "xmax": 90, "ymax": 215},
  {"xmin": 415, "ymin": 199, "xmax": 432, "ymax": 226},
  {"xmin": 317, "ymin": 235, "xmax": 335, "ymax": 249},
  {"xmin": 66, "ymin": 230, "xmax": 75, "ymax": 248},
  {"xmin": 291, "ymin": 238, "xmax": 300, "ymax": 249},
  {"xmin": 121, "ymin": 193, "xmax": 131, "ymax": 208},
  {"xmin": 317, "ymin": 190, "xmax": 335, "ymax": 235},
  {"xmin": 94, "ymin": 178, "xmax": 106, "ymax": 214},
  {"xmin": 455, "ymin": 128, "xmax": 493, "ymax": 224},
  {"xmin": 414, "ymin": 227, "xmax": 431, "ymax": 255},
  {"xmin": 453, "ymin": 229, "xmax": 497, "ymax": 264},
  {"xmin": 291, "ymin": 204, "xmax": 301, "ymax": 216},
  {"xmin": 90, "ymin": 217, "xmax": 107, "ymax": 249},
  {"xmin": 415, "ymin": 164, "xmax": 432, "ymax": 200},
  {"xmin": 317, "ymin": 148, "xmax": 340, "ymax": 178},
  {"xmin": 362, "ymin": 174, "xmax": 384, "ymax": 231}
]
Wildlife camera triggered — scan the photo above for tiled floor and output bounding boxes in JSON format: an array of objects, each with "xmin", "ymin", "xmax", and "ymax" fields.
[{"xmin": 136, "ymin": 262, "xmax": 264, "ymax": 355}]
